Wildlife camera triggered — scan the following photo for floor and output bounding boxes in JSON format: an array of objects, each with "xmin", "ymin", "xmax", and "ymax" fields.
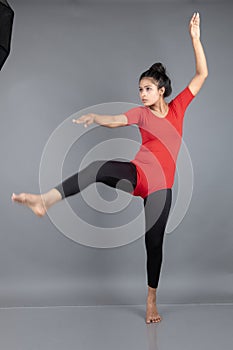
[{"xmin": 0, "ymin": 304, "xmax": 232, "ymax": 350}]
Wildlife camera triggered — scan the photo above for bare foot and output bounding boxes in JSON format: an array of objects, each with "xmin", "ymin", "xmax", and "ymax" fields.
[
  {"xmin": 11, "ymin": 193, "xmax": 47, "ymax": 217},
  {"xmin": 145, "ymin": 286, "xmax": 162, "ymax": 324},
  {"xmin": 146, "ymin": 300, "xmax": 162, "ymax": 324}
]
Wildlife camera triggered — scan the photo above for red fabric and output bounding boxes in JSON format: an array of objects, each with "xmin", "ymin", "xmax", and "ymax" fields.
[{"xmin": 124, "ymin": 86, "xmax": 195, "ymax": 199}]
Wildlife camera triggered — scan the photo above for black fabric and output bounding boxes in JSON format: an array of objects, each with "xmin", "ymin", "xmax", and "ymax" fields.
[
  {"xmin": 54, "ymin": 160, "xmax": 172, "ymax": 289},
  {"xmin": 54, "ymin": 159, "xmax": 137, "ymax": 199},
  {"xmin": 0, "ymin": 1, "xmax": 14, "ymax": 70},
  {"xmin": 144, "ymin": 189, "xmax": 172, "ymax": 288}
]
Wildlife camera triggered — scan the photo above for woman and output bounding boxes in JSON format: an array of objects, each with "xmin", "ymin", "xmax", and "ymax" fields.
[{"xmin": 12, "ymin": 12, "xmax": 208, "ymax": 324}]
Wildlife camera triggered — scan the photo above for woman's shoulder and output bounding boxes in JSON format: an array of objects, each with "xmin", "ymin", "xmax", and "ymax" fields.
[
  {"xmin": 168, "ymin": 86, "xmax": 195, "ymax": 118},
  {"xmin": 169, "ymin": 86, "xmax": 195, "ymax": 104}
]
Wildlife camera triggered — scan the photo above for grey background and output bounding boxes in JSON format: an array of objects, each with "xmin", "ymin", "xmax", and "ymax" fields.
[{"xmin": 0, "ymin": 0, "xmax": 232, "ymax": 307}]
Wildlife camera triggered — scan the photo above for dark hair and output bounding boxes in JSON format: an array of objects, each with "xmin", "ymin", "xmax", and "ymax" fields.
[{"xmin": 139, "ymin": 62, "xmax": 172, "ymax": 98}]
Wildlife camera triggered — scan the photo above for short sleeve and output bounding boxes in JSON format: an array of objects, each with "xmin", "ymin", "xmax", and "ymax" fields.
[
  {"xmin": 124, "ymin": 107, "xmax": 144, "ymax": 126},
  {"xmin": 170, "ymin": 86, "xmax": 195, "ymax": 121}
]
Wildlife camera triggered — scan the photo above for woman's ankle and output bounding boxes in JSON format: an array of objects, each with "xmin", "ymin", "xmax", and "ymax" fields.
[
  {"xmin": 42, "ymin": 188, "xmax": 62, "ymax": 209},
  {"xmin": 147, "ymin": 286, "xmax": 157, "ymax": 302}
]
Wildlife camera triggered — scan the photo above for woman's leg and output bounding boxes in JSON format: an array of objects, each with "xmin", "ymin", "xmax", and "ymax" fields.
[
  {"xmin": 12, "ymin": 160, "xmax": 137, "ymax": 216},
  {"xmin": 143, "ymin": 189, "xmax": 172, "ymax": 323},
  {"xmin": 54, "ymin": 160, "xmax": 137, "ymax": 199}
]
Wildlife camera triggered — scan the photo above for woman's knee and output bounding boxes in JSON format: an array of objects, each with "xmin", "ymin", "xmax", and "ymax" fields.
[
  {"xmin": 95, "ymin": 160, "xmax": 115, "ymax": 182},
  {"xmin": 145, "ymin": 230, "xmax": 165, "ymax": 250}
]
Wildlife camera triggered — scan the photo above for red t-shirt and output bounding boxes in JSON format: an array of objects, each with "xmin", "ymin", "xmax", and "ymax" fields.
[{"xmin": 124, "ymin": 86, "xmax": 195, "ymax": 199}]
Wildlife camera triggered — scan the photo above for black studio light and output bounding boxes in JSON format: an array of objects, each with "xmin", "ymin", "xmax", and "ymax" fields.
[{"xmin": 0, "ymin": 0, "xmax": 14, "ymax": 70}]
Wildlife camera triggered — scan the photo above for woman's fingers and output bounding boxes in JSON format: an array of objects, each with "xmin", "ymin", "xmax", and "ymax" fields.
[
  {"xmin": 191, "ymin": 12, "xmax": 200, "ymax": 24},
  {"xmin": 189, "ymin": 11, "xmax": 200, "ymax": 39},
  {"xmin": 194, "ymin": 12, "xmax": 200, "ymax": 22},
  {"xmin": 72, "ymin": 114, "xmax": 94, "ymax": 127},
  {"xmin": 72, "ymin": 115, "xmax": 87, "ymax": 124}
]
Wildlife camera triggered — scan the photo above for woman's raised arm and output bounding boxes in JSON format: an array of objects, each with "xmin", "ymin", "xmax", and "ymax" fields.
[{"xmin": 188, "ymin": 12, "xmax": 208, "ymax": 96}]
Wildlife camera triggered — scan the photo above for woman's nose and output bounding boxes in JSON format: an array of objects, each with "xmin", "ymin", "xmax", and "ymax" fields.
[{"xmin": 141, "ymin": 91, "xmax": 146, "ymax": 97}]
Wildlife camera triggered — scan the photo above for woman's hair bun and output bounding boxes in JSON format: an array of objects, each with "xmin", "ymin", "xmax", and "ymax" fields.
[{"xmin": 149, "ymin": 62, "xmax": 166, "ymax": 75}]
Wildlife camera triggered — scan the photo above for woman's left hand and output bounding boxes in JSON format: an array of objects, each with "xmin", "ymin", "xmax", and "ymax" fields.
[{"xmin": 189, "ymin": 12, "xmax": 200, "ymax": 40}]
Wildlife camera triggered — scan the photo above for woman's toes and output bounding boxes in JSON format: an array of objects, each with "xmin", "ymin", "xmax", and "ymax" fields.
[
  {"xmin": 146, "ymin": 315, "xmax": 162, "ymax": 324},
  {"xmin": 12, "ymin": 193, "xmax": 26, "ymax": 203},
  {"xmin": 11, "ymin": 192, "xmax": 46, "ymax": 217},
  {"xmin": 146, "ymin": 318, "xmax": 154, "ymax": 323}
]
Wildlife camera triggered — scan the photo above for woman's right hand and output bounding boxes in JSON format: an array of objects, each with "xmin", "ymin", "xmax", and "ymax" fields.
[
  {"xmin": 189, "ymin": 12, "xmax": 200, "ymax": 40},
  {"xmin": 72, "ymin": 113, "xmax": 97, "ymax": 128}
]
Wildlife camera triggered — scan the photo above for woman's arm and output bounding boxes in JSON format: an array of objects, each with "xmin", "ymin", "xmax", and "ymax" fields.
[
  {"xmin": 72, "ymin": 113, "xmax": 128, "ymax": 128},
  {"xmin": 188, "ymin": 12, "xmax": 208, "ymax": 96}
]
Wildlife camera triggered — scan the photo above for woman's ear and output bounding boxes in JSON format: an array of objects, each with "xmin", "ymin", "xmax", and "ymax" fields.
[{"xmin": 159, "ymin": 87, "xmax": 165, "ymax": 96}]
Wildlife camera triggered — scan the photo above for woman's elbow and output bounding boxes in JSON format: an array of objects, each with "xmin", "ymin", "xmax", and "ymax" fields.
[{"xmin": 203, "ymin": 69, "xmax": 208, "ymax": 79}]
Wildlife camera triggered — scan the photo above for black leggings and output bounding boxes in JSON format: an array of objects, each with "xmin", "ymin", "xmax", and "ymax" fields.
[{"xmin": 54, "ymin": 160, "xmax": 172, "ymax": 289}]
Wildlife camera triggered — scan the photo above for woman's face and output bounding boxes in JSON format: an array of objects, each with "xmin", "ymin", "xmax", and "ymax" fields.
[{"xmin": 139, "ymin": 78, "xmax": 164, "ymax": 106}]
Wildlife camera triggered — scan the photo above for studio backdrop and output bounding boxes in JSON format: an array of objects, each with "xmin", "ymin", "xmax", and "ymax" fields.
[{"xmin": 0, "ymin": 0, "xmax": 232, "ymax": 306}]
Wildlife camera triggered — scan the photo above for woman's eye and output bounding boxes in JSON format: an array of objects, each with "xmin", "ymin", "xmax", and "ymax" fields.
[{"xmin": 139, "ymin": 88, "xmax": 151, "ymax": 92}]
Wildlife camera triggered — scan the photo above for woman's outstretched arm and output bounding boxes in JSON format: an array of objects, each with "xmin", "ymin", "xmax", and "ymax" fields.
[
  {"xmin": 188, "ymin": 12, "xmax": 208, "ymax": 96},
  {"xmin": 72, "ymin": 113, "xmax": 128, "ymax": 128}
]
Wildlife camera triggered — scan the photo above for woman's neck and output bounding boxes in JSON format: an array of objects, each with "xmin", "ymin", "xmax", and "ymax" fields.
[{"xmin": 149, "ymin": 99, "xmax": 169, "ymax": 117}]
